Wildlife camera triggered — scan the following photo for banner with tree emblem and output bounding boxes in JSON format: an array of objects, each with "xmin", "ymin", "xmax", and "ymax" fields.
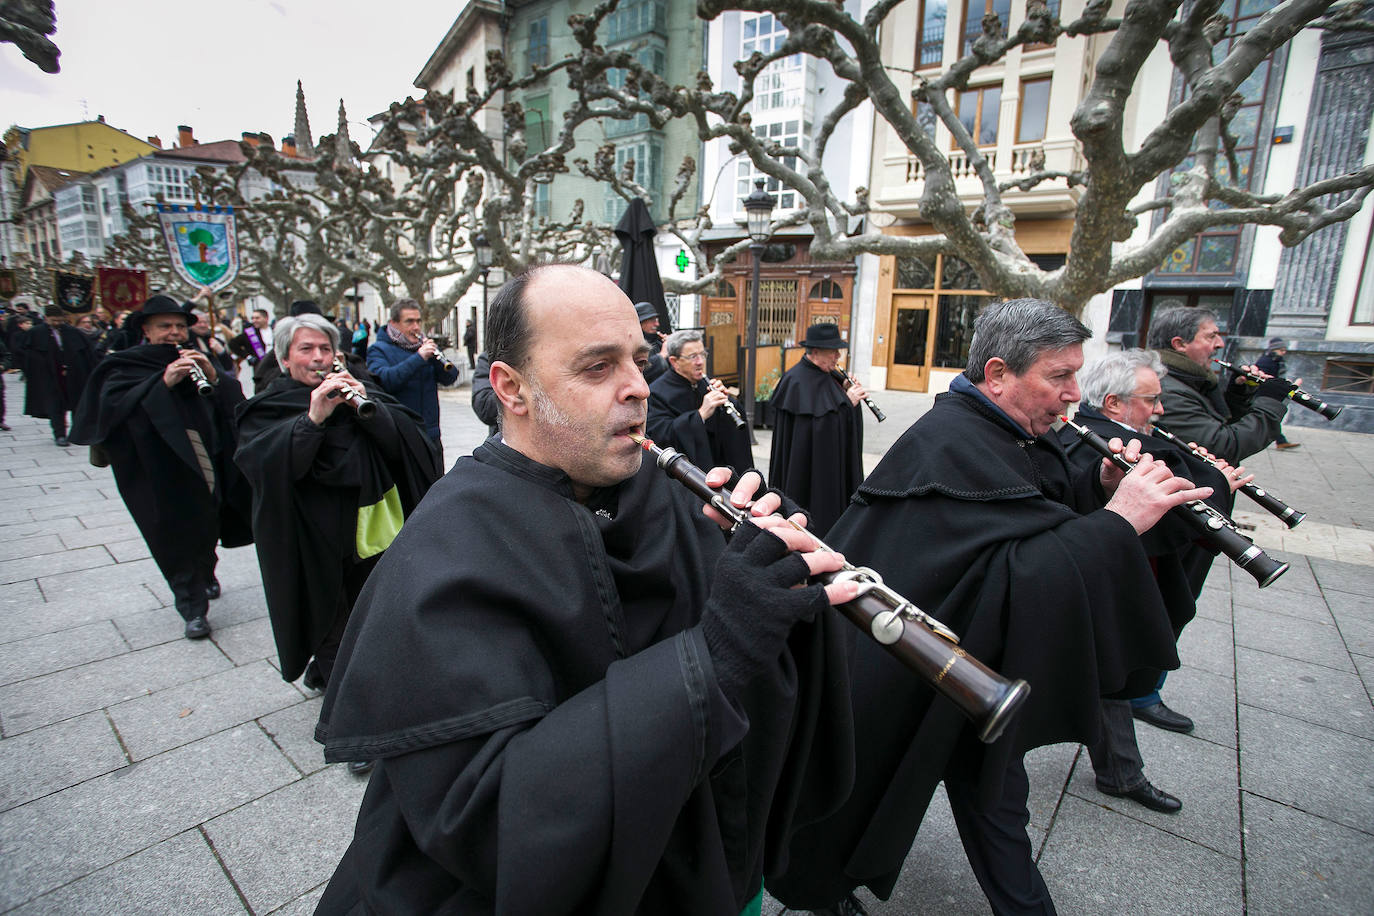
[
  {"xmin": 97, "ymin": 267, "xmax": 148, "ymax": 314},
  {"xmin": 52, "ymin": 271, "xmax": 95, "ymax": 314},
  {"xmin": 156, "ymin": 204, "xmax": 240, "ymax": 291}
]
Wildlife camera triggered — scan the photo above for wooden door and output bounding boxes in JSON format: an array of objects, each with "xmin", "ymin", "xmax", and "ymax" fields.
[{"xmin": 886, "ymin": 293, "xmax": 936, "ymax": 391}]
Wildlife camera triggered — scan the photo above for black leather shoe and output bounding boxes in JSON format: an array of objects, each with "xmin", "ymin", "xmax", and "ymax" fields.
[
  {"xmin": 807, "ymin": 893, "xmax": 869, "ymax": 916},
  {"xmin": 301, "ymin": 661, "xmax": 326, "ymax": 692},
  {"xmin": 55, "ymin": 436, "xmax": 69, "ymax": 447},
  {"xmin": 347, "ymin": 760, "xmax": 375, "ymax": 776},
  {"xmin": 184, "ymin": 616, "xmax": 211, "ymax": 639},
  {"xmin": 206, "ymin": 578, "xmax": 221, "ymax": 600},
  {"xmin": 1100, "ymin": 780, "xmax": 1182, "ymax": 814},
  {"xmin": 1133, "ymin": 701, "xmax": 1194, "ymax": 733}
]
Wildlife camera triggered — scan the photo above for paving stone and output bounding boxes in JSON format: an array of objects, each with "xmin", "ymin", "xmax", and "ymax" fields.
[
  {"xmin": 1193, "ymin": 585, "xmax": 1232, "ymax": 624},
  {"xmin": 0, "ymin": 724, "xmax": 297, "ymax": 910},
  {"xmin": 1233, "ymin": 604, "xmax": 1355, "ymax": 673},
  {"xmin": 266, "ymin": 886, "xmax": 325, "ymax": 916},
  {"xmin": 0, "ymin": 544, "xmax": 114, "ymax": 585},
  {"xmin": 0, "ymin": 712, "xmax": 127, "ymax": 812},
  {"xmin": 0, "ymin": 619, "xmax": 129, "ymax": 687},
  {"xmin": 109, "ymin": 660, "xmax": 305, "ymax": 761},
  {"xmin": 204, "ymin": 767, "xmax": 368, "ymax": 914},
  {"xmin": 1176, "ymin": 614, "xmax": 1235, "ymax": 680},
  {"xmin": 1311, "ymin": 557, "xmax": 1374, "ymax": 596},
  {"xmin": 0, "ymin": 455, "xmax": 39, "ymax": 471},
  {"xmin": 0, "ymin": 584, "xmax": 164, "ymax": 645},
  {"xmin": 28, "ymin": 498, "xmax": 117, "ymax": 522},
  {"xmin": 0, "ymin": 533, "xmax": 64, "ymax": 562},
  {"xmin": 0, "ymin": 578, "xmax": 41, "ymax": 615},
  {"xmin": 1024, "ymin": 741, "xmax": 1078, "ymax": 831},
  {"xmin": 40, "ymin": 477, "xmax": 113, "ymax": 495},
  {"xmin": 76, "ymin": 507, "xmax": 135, "ymax": 529},
  {"xmin": 112, "ymin": 585, "xmax": 267, "ymax": 651},
  {"xmin": 1165, "ymin": 664, "xmax": 1236, "ymax": 749},
  {"xmin": 1070, "ymin": 723, "xmax": 1241, "ymax": 858},
  {"xmin": 1249, "ymin": 551, "xmax": 1319, "ymax": 595},
  {"xmin": 2, "ymin": 486, "xmax": 110, "ymax": 512},
  {"xmin": 0, "ymin": 515, "xmax": 83, "ymax": 540},
  {"xmin": 1352, "ymin": 653, "xmax": 1374, "ymax": 701},
  {"xmin": 1237, "ymin": 704, "xmax": 1374, "ymax": 835},
  {"xmin": 211, "ymin": 617, "xmax": 280, "ymax": 667},
  {"xmin": 1038, "ymin": 796, "xmax": 1243, "ymax": 915},
  {"xmin": 107, "ymin": 537, "xmax": 152, "ymax": 563},
  {"xmin": 258, "ymin": 696, "xmax": 328, "ymax": 775},
  {"xmin": 1237, "ymin": 646, "xmax": 1373, "ymax": 739},
  {"xmin": 0, "ymin": 639, "xmax": 233, "ymax": 736},
  {"xmin": 57, "ymin": 521, "xmax": 140, "ymax": 550},
  {"xmin": 36, "ymin": 557, "xmax": 163, "ymax": 600},
  {"xmin": 1334, "ymin": 613, "xmax": 1374, "ymax": 659},
  {"xmin": 1242, "ymin": 794, "xmax": 1374, "ymax": 916},
  {"xmin": 6, "ymin": 464, "xmax": 88, "ymax": 480},
  {"xmin": 5, "ymin": 829, "xmax": 247, "ymax": 916},
  {"xmin": 1233, "ymin": 588, "xmax": 1334, "ymax": 625}
]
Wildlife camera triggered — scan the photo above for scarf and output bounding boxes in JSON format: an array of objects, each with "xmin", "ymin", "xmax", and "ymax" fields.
[
  {"xmin": 385, "ymin": 323, "xmax": 421, "ymax": 351},
  {"xmin": 1157, "ymin": 348, "xmax": 1218, "ymax": 387}
]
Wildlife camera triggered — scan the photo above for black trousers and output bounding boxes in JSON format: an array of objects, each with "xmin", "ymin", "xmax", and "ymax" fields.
[
  {"xmin": 312, "ymin": 555, "xmax": 381, "ymax": 687},
  {"xmin": 50, "ymin": 412, "xmax": 67, "ymax": 439},
  {"xmin": 945, "ymin": 757, "xmax": 1057, "ymax": 916},
  {"xmin": 167, "ymin": 551, "xmax": 218, "ymax": 621}
]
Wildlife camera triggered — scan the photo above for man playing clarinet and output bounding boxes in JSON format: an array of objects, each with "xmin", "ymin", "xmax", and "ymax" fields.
[
  {"xmin": 647, "ymin": 328, "xmax": 754, "ymax": 475},
  {"xmin": 314, "ymin": 264, "xmax": 858, "ymax": 913},
  {"xmin": 770, "ymin": 299, "xmax": 1209, "ymax": 916},
  {"xmin": 767, "ymin": 322, "xmax": 866, "ymax": 536}
]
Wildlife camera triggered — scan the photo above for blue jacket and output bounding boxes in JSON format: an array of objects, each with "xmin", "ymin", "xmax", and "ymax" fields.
[{"xmin": 366, "ymin": 335, "xmax": 459, "ymax": 439}]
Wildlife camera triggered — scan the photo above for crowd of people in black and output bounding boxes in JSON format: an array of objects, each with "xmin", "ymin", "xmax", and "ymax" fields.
[{"xmin": 0, "ymin": 273, "xmax": 1303, "ymax": 914}]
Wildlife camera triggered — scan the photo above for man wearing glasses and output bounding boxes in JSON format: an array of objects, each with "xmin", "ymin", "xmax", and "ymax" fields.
[
  {"xmin": 1060, "ymin": 349, "xmax": 1248, "ymax": 811},
  {"xmin": 647, "ymin": 328, "xmax": 754, "ymax": 474}
]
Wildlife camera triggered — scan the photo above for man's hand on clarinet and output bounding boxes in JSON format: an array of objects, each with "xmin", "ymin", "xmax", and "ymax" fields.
[
  {"xmin": 698, "ymin": 383, "xmax": 729, "ymax": 422},
  {"xmin": 307, "ymin": 371, "xmax": 359, "ymax": 425},
  {"xmin": 845, "ymin": 377, "xmax": 867, "ymax": 407},
  {"xmin": 1103, "ymin": 444, "xmax": 1214, "ymax": 535}
]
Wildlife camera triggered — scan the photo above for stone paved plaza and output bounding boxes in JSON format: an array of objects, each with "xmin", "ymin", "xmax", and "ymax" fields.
[{"xmin": 1, "ymin": 373, "xmax": 1371, "ymax": 914}]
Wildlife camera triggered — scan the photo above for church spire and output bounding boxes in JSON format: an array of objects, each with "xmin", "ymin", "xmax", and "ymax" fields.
[
  {"xmin": 335, "ymin": 99, "xmax": 355, "ymax": 168},
  {"xmin": 293, "ymin": 80, "xmax": 314, "ymax": 157}
]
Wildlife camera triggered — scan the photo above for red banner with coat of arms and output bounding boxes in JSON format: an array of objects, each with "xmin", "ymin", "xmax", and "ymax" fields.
[{"xmin": 97, "ymin": 267, "xmax": 148, "ymax": 314}]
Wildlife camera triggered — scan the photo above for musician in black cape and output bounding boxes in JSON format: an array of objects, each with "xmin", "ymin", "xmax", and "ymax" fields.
[
  {"xmin": 769, "ymin": 299, "xmax": 1211, "ymax": 916},
  {"xmin": 1059, "ymin": 349, "xmax": 1241, "ymax": 815},
  {"xmin": 69, "ymin": 295, "xmax": 252, "ymax": 640},
  {"xmin": 636, "ymin": 299, "xmax": 669, "ymax": 383},
  {"xmin": 647, "ymin": 328, "xmax": 754, "ymax": 474},
  {"xmin": 14, "ymin": 304, "xmax": 98, "ymax": 446},
  {"xmin": 234, "ymin": 313, "xmax": 441, "ymax": 698},
  {"xmin": 314, "ymin": 264, "xmax": 858, "ymax": 914},
  {"xmin": 766, "ymin": 323, "xmax": 865, "ymax": 536}
]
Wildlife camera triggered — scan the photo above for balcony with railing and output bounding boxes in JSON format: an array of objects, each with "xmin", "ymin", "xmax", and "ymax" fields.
[{"xmin": 888, "ymin": 138, "xmax": 1082, "ymax": 216}]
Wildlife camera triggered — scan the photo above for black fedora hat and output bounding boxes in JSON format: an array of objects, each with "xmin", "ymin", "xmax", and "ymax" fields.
[
  {"xmin": 128, "ymin": 295, "xmax": 189, "ymax": 339},
  {"xmin": 800, "ymin": 322, "xmax": 848, "ymax": 350},
  {"xmin": 634, "ymin": 300, "xmax": 659, "ymax": 322}
]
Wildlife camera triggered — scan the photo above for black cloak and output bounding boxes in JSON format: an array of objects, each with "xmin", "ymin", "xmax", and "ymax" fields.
[
  {"xmin": 768, "ymin": 387, "xmax": 1179, "ymax": 908},
  {"xmin": 16, "ymin": 323, "xmax": 97, "ymax": 419},
  {"xmin": 766, "ymin": 357, "xmax": 864, "ymax": 536},
  {"xmin": 1058, "ymin": 406, "xmax": 1234, "ymax": 631},
  {"xmin": 69, "ymin": 345, "xmax": 253, "ymax": 582},
  {"xmin": 314, "ymin": 440, "xmax": 852, "ymax": 914},
  {"xmin": 647, "ymin": 368, "xmax": 754, "ymax": 474},
  {"xmin": 234, "ymin": 377, "xmax": 441, "ymax": 682}
]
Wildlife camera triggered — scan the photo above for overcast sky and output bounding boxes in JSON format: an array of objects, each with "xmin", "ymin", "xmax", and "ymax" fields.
[{"xmin": 1, "ymin": 0, "xmax": 461, "ymax": 147}]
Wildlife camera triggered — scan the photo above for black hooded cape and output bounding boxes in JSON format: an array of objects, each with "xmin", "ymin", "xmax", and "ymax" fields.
[
  {"xmin": 69, "ymin": 345, "xmax": 253, "ymax": 582},
  {"xmin": 767, "ymin": 388, "xmax": 1178, "ymax": 908},
  {"xmin": 233, "ymin": 377, "xmax": 441, "ymax": 682},
  {"xmin": 1059, "ymin": 407, "xmax": 1233, "ymax": 621},
  {"xmin": 647, "ymin": 368, "xmax": 754, "ymax": 474},
  {"xmin": 313, "ymin": 439, "xmax": 852, "ymax": 914},
  {"xmin": 766, "ymin": 357, "xmax": 864, "ymax": 536},
  {"xmin": 16, "ymin": 323, "xmax": 97, "ymax": 419}
]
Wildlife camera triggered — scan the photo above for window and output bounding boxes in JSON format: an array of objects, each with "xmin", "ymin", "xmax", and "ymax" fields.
[
  {"xmin": 961, "ymin": 0, "xmax": 1011, "ymax": 56},
  {"xmin": 524, "ymin": 94, "xmax": 552, "ymax": 153},
  {"xmin": 916, "ymin": 0, "xmax": 948, "ymax": 68},
  {"xmin": 606, "ymin": 40, "xmax": 667, "ymax": 137},
  {"xmin": 742, "ymin": 13, "xmax": 808, "ymax": 111},
  {"xmin": 1323, "ymin": 359, "xmax": 1374, "ymax": 394},
  {"xmin": 956, "ymin": 86, "xmax": 1000, "ymax": 147},
  {"xmin": 527, "ymin": 17, "xmax": 549, "ymax": 72},
  {"xmin": 1352, "ymin": 230, "xmax": 1374, "ymax": 325},
  {"xmin": 808, "ymin": 278, "xmax": 842, "ymax": 301},
  {"xmin": 607, "ymin": 0, "xmax": 666, "ymax": 42},
  {"xmin": 604, "ymin": 136, "xmax": 663, "ymax": 222},
  {"xmin": 915, "ymin": 100, "xmax": 938, "ymax": 138},
  {"xmin": 736, "ymin": 120, "xmax": 810, "ymax": 212},
  {"xmin": 1017, "ymin": 79, "xmax": 1051, "ymax": 143},
  {"xmin": 532, "ymin": 181, "xmax": 550, "ymax": 220}
]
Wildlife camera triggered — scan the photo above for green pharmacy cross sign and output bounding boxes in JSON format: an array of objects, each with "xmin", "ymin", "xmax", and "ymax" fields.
[{"xmin": 675, "ymin": 248, "xmax": 690, "ymax": 273}]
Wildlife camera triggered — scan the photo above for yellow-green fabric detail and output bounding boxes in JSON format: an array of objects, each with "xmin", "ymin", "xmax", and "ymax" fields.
[
  {"xmin": 356, "ymin": 484, "xmax": 404, "ymax": 559},
  {"xmin": 739, "ymin": 887, "xmax": 762, "ymax": 916}
]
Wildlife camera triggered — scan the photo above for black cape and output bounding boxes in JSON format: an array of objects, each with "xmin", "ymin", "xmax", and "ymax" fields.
[
  {"xmin": 234, "ymin": 377, "xmax": 441, "ymax": 682},
  {"xmin": 69, "ymin": 344, "xmax": 253, "ymax": 582},
  {"xmin": 768, "ymin": 387, "xmax": 1178, "ymax": 908},
  {"xmin": 1058, "ymin": 407, "xmax": 1233, "ymax": 621},
  {"xmin": 647, "ymin": 369, "xmax": 754, "ymax": 474},
  {"xmin": 16, "ymin": 323, "xmax": 97, "ymax": 419},
  {"xmin": 767, "ymin": 357, "xmax": 864, "ymax": 536},
  {"xmin": 314, "ymin": 440, "xmax": 851, "ymax": 914}
]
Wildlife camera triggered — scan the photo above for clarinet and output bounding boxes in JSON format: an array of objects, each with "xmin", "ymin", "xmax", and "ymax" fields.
[
  {"xmin": 708, "ymin": 379, "xmax": 747, "ymax": 429},
  {"xmin": 830, "ymin": 368, "xmax": 886, "ymax": 422},
  {"xmin": 1214, "ymin": 359, "xmax": 1342, "ymax": 421},
  {"xmin": 169, "ymin": 346, "xmax": 214, "ymax": 397},
  {"xmin": 421, "ymin": 336, "xmax": 457, "ymax": 374},
  {"xmin": 1151, "ymin": 424, "xmax": 1306, "ymax": 529},
  {"xmin": 323, "ymin": 358, "xmax": 377, "ymax": 419},
  {"xmin": 629, "ymin": 433, "xmax": 1030, "ymax": 744},
  {"xmin": 1060, "ymin": 416, "xmax": 1288, "ymax": 588}
]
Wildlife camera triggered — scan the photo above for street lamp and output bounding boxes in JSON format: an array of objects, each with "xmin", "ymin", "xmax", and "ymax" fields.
[
  {"xmin": 474, "ymin": 231, "xmax": 493, "ymax": 328},
  {"xmin": 741, "ymin": 178, "xmax": 776, "ymax": 434}
]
